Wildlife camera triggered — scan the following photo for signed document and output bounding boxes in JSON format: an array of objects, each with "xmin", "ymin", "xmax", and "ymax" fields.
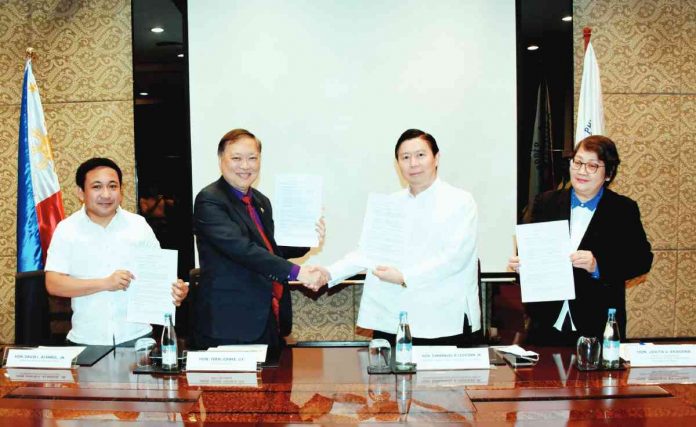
[
  {"xmin": 126, "ymin": 248, "xmax": 177, "ymax": 326},
  {"xmin": 273, "ymin": 174, "xmax": 323, "ymax": 247},
  {"xmin": 358, "ymin": 193, "xmax": 408, "ymax": 268},
  {"xmin": 516, "ymin": 220, "xmax": 575, "ymax": 303}
]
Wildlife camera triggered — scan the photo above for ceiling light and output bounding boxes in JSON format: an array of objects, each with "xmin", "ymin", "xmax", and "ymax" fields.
[
  {"xmin": 177, "ymin": 53, "xmax": 185, "ymax": 58},
  {"xmin": 139, "ymin": 92, "xmax": 149, "ymax": 96},
  {"xmin": 562, "ymin": 16, "xmax": 572, "ymax": 22},
  {"xmin": 527, "ymin": 45, "xmax": 539, "ymax": 51},
  {"xmin": 150, "ymin": 27, "xmax": 164, "ymax": 33}
]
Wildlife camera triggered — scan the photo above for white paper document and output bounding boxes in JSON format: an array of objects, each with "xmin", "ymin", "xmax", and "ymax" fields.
[
  {"xmin": 492, "ymin": 345, "xmax": 539, "ymax": 361},
  {"xmin": 358, "ymin": 193, "xmax": 408, "ymax": 268},
  {"xmin": 273, "ymin": 174, "xmax": 323, "ymax": 247},
  {"xmin": 516, "ymin": 220, "xmax": 575, "ymax": 303},
  {"xmin": 126, "ymin": 248, "xmax": 177, "ymax": 326}
]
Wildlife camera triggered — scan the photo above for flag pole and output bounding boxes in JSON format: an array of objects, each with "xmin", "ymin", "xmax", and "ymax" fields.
[
  {"xmin": 583, "ymin": 27, "xmax": 592, "ymax": 52},
  {"xmin": 25, "ymin": 47, "xmax": 35, "ymax": 61}
]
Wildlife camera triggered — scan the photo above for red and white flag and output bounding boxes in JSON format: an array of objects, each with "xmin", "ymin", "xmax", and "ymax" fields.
[{"xmin": 17, "ymin": 58, "xmax": 65, "ymax": 272}]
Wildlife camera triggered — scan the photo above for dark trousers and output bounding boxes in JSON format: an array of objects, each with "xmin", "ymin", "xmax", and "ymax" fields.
[
  {"xmin": 526, "ymin": 315, "xmax": 579, "ymax": 347},
  {"xmin": 191, "ymin": 309, "xmax": 282, "ymax": 351},
  {"xmin": 373, "ymin": 315, "xmax": 481, "ymax": 347}
]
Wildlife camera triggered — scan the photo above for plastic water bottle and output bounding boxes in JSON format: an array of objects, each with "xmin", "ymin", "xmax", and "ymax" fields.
[
  {"xmin": 161, "ymin": 313, "xmax": 178, "ymax": 371},
  {"xmin": 601, "ymin": 308, "xmax": 620, "ymax": 369},
  {"xmin": 395, "ymin": 311, "xmax": 412, "ymax": 369}
]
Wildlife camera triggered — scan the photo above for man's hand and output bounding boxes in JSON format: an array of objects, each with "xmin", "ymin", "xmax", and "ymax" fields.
[
  {"xmin": 570, "ymin": 250, "xmax": 596, "ymax": 273},
  {"xmin": 315, "ymin": 217, "xmax": 326, "ymax": 247},
  {"xmin": 372, "ymin": 265, "xmax": 404, "ymax": 285},
  {"xmin": 298, "ymin": 265, "xmax": 330, "ymax": 291},
  {"xmin": 507, "ymin": 255, "xmax": 520, "ymax": 273},
  {"xmin": 171, "ymin": 279, "xmax": 189, "ymax": 306},
  {"xmin": 103, "ymin": 270, "xmax": 134, "ymax": 291}
]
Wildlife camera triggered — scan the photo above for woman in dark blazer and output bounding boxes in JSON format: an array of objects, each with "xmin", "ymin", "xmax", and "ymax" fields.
[{"xmin": 509, "ymin": 135, "xmax": 653, "ymax": 346}]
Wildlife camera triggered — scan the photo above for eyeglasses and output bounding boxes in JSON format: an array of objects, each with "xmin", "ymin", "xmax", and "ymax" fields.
[{"xmin": 570, "ymin": 159, "xmax": 605, "ymax": 174}]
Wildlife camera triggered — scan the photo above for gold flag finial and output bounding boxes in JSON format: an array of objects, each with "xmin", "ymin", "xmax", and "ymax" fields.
[{"xmin": 26, "ymin": 47, "xmax": 35, "ymax": 61}]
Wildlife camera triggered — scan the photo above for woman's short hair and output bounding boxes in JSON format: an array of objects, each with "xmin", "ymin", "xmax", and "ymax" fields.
[
  {"xmin": 574, "ymin": 135, "xmax": 621, "ymax": 185},
  {"xmin": 394, "ymin": 129, "xmax": 439, "ymax": 159},
  {"xmin": 217, "ymin": 128, "xmax": 262, "ymax": 156}
]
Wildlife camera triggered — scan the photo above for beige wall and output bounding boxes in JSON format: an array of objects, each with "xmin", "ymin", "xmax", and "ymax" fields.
[
  {"xmin": 0, "ymin": 0, "xmax": 134, "ymax": 343},
  {"xmin": 574, "ymin": 0, "xmax": 696, "ymax": 338},
  {"xmin": 1, "ymin": 0, "xmax": 692, "ymax": 343}
]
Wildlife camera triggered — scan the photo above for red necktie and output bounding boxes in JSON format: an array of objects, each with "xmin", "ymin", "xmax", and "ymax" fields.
[{"xmin": 241, "ymin": 195, "xmax": 283, "ymax": 327}]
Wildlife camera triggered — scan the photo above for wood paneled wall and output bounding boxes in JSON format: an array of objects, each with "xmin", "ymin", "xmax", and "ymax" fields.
[
  {"xmin": 0, "ymin": 0, "xmax": 135, "ymax": 343},
  {"xmin": 574, "ymin": 0, "xmax": 696, "ymax": 338}
]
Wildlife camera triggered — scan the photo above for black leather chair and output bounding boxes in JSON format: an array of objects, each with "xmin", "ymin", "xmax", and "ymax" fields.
[
  {"xmin": 186, "ymin": 268, "xmax": 200, "ymax": 336},
  {"xmin": 15, "ymin": 270, "xmax": 72, "ymax": 345}
]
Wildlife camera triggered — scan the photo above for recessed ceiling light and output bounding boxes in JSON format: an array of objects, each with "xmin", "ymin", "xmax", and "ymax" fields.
[
  {"xmin": 150, "ymin": 27, "xmax": 164, "ymax": 33},
  {"xmin": 527, "ymin": 45, "xmax": 540, "ymax": 51},
  {"xmin": 139, "ymin": 92, "xmax": 149, "ymax": 96},
  {"xmin": 177, "ymin": 53, "xmax": 185, "ymax": 58},
  {"xmin": 562, "ymin": 16, "xmax": 572, "ymax": 22}
]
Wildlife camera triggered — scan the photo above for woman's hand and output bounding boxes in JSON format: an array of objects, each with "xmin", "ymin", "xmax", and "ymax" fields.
[{"xmin": 570, "ymin": 250, "xmax": 596, "ymax": 273}]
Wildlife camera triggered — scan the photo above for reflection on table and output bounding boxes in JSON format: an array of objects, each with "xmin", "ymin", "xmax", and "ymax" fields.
[{"xmin": 0, "ymin": 345, "xmax": 695, "ymax": 424}]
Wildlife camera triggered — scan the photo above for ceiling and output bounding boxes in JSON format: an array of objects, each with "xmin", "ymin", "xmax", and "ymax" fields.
[
  {"xmin": 131, "ymin": 0, "xmax": 574, "ymax": 99},
  {"xmin": 518, "ymin": 0, "xmax": 573, "ymax": 48},
  {"xmin": 132, "ymin": 0, "xmax": 185, "ymax": 102}
]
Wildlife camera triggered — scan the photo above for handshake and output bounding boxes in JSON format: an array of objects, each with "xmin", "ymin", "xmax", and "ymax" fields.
[{"xmin": 297, "ymin": 265, "xmax": 331, "ymax": 291}]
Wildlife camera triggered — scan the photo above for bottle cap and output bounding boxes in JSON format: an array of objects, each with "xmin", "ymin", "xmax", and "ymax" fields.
[
  {"xmin": 608, "ymin": 308, "xmax": 616, "ymax": 315},
  {"xmin": 399, "ymin": 311, "xmax": 408, "ymax": 321}
]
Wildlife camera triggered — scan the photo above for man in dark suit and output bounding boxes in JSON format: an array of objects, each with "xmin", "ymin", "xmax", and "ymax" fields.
[
  {"xmin": 192, "ymin": 129, "xmax": 326, "ymax": 350},
  {"xmin": 509, "ymin": 135, "xmax": 653, "ymax": 345}
]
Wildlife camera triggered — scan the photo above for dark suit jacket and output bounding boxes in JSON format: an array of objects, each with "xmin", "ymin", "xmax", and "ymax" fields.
[
  {"xmin": 192, "ymin": 177, "xmax": 309, "ymax": 343},
  {"xmin": 524, "ymin": 188, "xmax": 653, "ymax": 343}
]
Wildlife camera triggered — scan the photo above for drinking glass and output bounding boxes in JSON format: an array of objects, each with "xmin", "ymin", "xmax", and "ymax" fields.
[
  {"xmin": 368, "ymin": 338, "xmax": 392, "ymax": 373},
  {"xmin": 134, "ymin": 337, "xmax": 156, "ymax": 367},
  {"xmin": 576, "ymin": 336, "xmax": 601, "ymax": 370}
]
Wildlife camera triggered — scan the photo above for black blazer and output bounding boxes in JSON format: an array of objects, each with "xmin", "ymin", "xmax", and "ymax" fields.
[
  {"xmin": 524, "ymin": 188, "xmax": 653, "ymax": 343},
  {"xmin": 192, "ymin": 177, "xmax": 308, "ymax": 343}
]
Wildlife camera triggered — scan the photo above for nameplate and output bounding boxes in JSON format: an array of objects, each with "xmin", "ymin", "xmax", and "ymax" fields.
[
  {"xmin": 5, "ymin": 368, "xmax": 75, "ymax": 383},
  {"xmin": 212, "ymin": 344, "xmax": 267, "ymax": 363},
  {"xmin": 416, "ymin": 369, "xmax": 490, "ymax": 386},
  {"xmin": 186, "ymin": 372, "xmax": 259, "ymax": 387},
  {"xmin": 185, "ymin": 351, "xmax": 257, "ymax": 372},
  {"xmin": 630, "ymin": 344, "xmax": 696, "ymax": 367},
  {"xmin": 412, "ymin": 346, "xmax": 490, "ymax": 370},
  {"xmin": 628, "ymin": 367, "xmax": 696, "ymax": 385},
  {"xmin": 5, "ymin": 349, "xmax": 77, "ymax": 369}
]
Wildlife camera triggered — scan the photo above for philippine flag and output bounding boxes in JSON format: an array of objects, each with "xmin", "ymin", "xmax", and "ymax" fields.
[{"xmin": 17, "ymin": 58, "xmax": 65, "ymax": 272}]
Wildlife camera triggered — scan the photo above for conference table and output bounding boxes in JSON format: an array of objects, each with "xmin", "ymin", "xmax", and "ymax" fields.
[{"xmin": 0, "ymin": 345, "xmax": 694, "ymax": 425}]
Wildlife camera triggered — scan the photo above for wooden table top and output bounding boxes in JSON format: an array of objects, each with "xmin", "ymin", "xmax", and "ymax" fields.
[{"xmin": 1, "ymin": 345, "xmax": 695, "ymax": 425}]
